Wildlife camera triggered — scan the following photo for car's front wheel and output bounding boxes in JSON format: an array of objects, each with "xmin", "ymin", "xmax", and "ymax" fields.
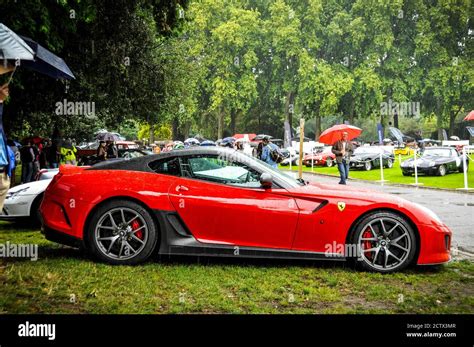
[
  {"xmin": 350, "ymin": 211, "xmax": 417, "ymax": 273},
  {"xmin": 326, "ymin": 159, "xmax": 333, "ymax": 167},
  {"xmin": 385, "ymin": 159, "xmax": 393, "ymax": 169},
  {"xmin": 85, "ymin": 200, "xmax": 159, "ymax": 265},
  {"xmin": 438, "ymin": 164, "xmax": 447, "ymax": 176},
  {"xmin": 364, "ymin": 161, "xmax": 372, "ymax": 171}
]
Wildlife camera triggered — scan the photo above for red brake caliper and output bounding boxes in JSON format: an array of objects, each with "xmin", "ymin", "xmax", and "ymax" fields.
[
  {"xmin": 362, "ymin": 229, "xmax": 373, "ymax": 260},
  {"xmin": 131, "ymin": 220, "xmax": 143, "ymax": 240}
]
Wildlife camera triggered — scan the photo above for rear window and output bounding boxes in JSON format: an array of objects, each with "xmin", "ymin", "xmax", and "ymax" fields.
[{"xmin": 148, "ymin": 157, "xmax": 181, "ymax": 176}]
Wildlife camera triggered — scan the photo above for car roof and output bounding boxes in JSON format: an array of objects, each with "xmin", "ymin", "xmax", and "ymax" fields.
[{"xmin": 88, "ymin": 147, "xmax": 239, "ymax": 172}]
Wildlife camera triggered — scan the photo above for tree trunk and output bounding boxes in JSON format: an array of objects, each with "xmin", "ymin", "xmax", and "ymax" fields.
[
  {"xmin": 285, "ymin": 91, "xmax": 294, "ymax": 133},
  {"xmin": 149, "ymin": 122, "xmax": 155, "ymax": 144},
  {"xmin": 436, "ymin": 99, "xmax": 443, "ymax": 140},
  {"xmin": 172, "ymin": 118, "xmax": 179, "ymax": 140},
  {"xmin": 217, "ymin": 107, "xmax": 224, "ymax": 139},
  {"xmin": 230, "ymin": 109, "xmax": 237, "ymax": 136},
  {"xmin": 314, "ymin": 103, "xmax": 321, "ymax": 140},
  {"xmin": 348, "ymin": 97, "xmax": 355, "ymax": 124}
]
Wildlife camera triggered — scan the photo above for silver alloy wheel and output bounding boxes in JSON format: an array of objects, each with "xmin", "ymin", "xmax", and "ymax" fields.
[
  {"xmin": 386, "ymin": 159, "xmax": 393, "ymax": 168},
  {"xmin": 327, "ymin": 159, "xmax": 333, "ymax": 167},
  {"xmin": 357, "ymin": 217, "xmax": 412, "ymax": 271},
  {"xmin": 365, "ymin": 161, "xmax": 372, "ymax": 170},
  {"xmin": 94, "ymin": 207, "xmax": 149, "ymax": 260},
  {"xmin": 439, "ymin": 165, "xmax": 446, "ymax": 176}
]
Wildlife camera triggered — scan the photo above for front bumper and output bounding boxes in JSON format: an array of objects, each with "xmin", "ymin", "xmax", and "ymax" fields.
[
  {"xmin": 417, "ymin": 222, "xmax": 452, "ymax": 265},
  {"xmin": 0, "ymin": 195, "xmax": 34, "ymax": 219},
  {"xmin": 401, "ymin": 166, "xmax": 438, "ymax": 175}
]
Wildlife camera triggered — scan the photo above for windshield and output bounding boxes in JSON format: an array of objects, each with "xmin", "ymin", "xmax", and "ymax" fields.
[
  {"xmin": 422, "ymin": 148, "xmax": 452, "ymax": 157},
  {"xmin": 240, "ymin": 152, "xmax": 303, "ymax": 188},
  {"xmin": 354, "ymin": 147, "xmax": 383, "ymax": 154}
]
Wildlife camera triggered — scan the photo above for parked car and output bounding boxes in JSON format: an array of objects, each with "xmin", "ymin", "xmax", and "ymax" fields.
[
  {"xmin": 394, "ymin": 146, "xmax": 415, "ymax": 156},
  {"xmin": 349, "ymin": 147, "xmax": 395, "ymax": 171},
  {"xmin": 0, "ymin": 169, "xmax": 59, "ymax": 224},
  {"xmin": 40, "ymin": 147, "xmax": 451, "ymax": 273},
  {"xmin": 401, "ymin": 147, "xmax": 469, "ymax": 176},
  {"xmin": 279, "ymin": 148, "xmax": 299, "ymax": 166},
  {"xmin": 303, "ymin": 146, "xmax": 335, "ymax": 167}
]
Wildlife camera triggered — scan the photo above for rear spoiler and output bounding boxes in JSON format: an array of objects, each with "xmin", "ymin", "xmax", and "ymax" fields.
[{"xmin": 59, "ymin": 164, "xmax": 89, "ymax": 175}]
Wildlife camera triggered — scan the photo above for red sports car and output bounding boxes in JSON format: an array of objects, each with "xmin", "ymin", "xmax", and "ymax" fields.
[
  {"xmin": 303, "ymin": 148, "xmax": 336, "ymax": 167},
  {"xmin": 40, "ymin": 147, "xmax": 451, "ymax": 273}
]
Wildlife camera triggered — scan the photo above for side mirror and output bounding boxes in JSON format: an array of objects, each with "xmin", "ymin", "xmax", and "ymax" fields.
[{"xmin": 260, "ymin": 173, "xmax": 273, "ymax": 189}]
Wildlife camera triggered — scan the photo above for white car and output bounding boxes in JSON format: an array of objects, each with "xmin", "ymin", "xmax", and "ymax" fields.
[{"xmin": 0, "ymin": 169, "xmax": 58, "ymax": 224}]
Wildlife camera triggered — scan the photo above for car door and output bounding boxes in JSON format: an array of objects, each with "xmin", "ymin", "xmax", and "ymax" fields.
[{"xmin": 168, "ymin": 154, "xmax": 299, "ymax": 249}]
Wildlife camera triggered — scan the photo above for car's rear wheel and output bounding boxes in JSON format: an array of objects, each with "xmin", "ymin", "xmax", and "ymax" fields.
[
  {"xmin": 326, "ymin": 159, "xmax": 333, "ymax": 167},
  {"xmin": 364, "ymin": 161, "xmax": 372, "ymax": 171},
  {"xmin": 385, "ymin": 159, "xmax": 393, "ymax": 169},
  {"xmin": 458, "ymin": 163, "xmax": 469, "ymax": 173},
  {"xmin": 437, "ymin": 164, "xmax": 447, "ymax": 176},
  {"xmin": 30, "ymin": 194, "xmax": 44, "ymax": 226},
  {"xmin": 350, "ymin": 211, "xmax": 417, "ymax": 273},
  {"xmin": 85, "ymin": 200, "xmax": 158, "ymax": 265}
]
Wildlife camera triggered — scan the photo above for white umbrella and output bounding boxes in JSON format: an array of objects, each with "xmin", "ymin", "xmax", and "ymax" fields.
[{"xmin": 0, "ymin": 23, "xmax": 34, "ymax": 60}]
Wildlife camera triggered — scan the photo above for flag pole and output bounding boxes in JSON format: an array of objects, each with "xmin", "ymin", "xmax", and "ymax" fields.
[{"xmin": 298, "ymin": 118, "xmax": 305, "ymax": 179}]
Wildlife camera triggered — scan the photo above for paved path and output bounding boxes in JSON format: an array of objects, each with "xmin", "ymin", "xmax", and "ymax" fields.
[{"xmin": 300, "ymin": 172, "xmax": 474, "ymax": 256}]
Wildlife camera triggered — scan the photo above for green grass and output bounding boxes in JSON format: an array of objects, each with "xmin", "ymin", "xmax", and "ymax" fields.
[
  {"xmin": 0, "ymin": 223, "xmax": 473, "ymax": 314},
  {"xmin": 281, "ymin": 155, "xmax": 474, "ymax": 189}
]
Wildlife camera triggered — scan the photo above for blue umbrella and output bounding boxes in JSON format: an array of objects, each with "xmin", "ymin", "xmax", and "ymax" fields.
[
  {"xmin": 19, "ymin": 36, "xmax": 75, "ymax": 80},
  {"xmin": 200, "ymin": 140, "xmax": 215, "ymax": 146},
  {"xmin": 221, "ymin": 137, "xmax": 235, "ymax": 144}
]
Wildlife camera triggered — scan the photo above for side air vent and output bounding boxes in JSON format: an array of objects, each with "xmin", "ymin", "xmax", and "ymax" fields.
[{"xmin": 166, "ymin": 213, "xmax": 192, "ymax": 237}]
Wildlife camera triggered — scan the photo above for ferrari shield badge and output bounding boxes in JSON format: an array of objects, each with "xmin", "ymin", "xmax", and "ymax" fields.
[{"xmin": 337, "ymin": 201, "xmax": 346, "ymax": 212}]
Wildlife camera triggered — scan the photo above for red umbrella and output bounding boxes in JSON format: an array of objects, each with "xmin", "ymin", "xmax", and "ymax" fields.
[
  {"xmin": 319, "ymin": 124, "xmax": 362, "ymax": 145},
  {"xmin": 463, "ymin": 110, "xmax": 474, "ymax": 121}
]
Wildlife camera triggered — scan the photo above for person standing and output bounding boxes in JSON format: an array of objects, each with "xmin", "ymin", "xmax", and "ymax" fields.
[
  {"xmin": 20, "ymin": 141, "xmax": 35, "ymax": 183},
  {"xmin": 106, "ymin": 141, "xmax": 118, "ymax": 158},
  {"xmin": 60, "ymin": 140, "xmax": 77, "ymax": 165},
  {"xmin": 260, "ymin": 136, "xmax": 279, "ymax": 168},
  {"xmin": 332, "ymin": 131, "xmax": 353, "ymax": 185},
  {"xmin": 0, "ymin": 84, "xmax": 16, "ymax": 210},
  {"xmin": 96, "ymin": 141, "xmax": 107, "ymax": 161}
]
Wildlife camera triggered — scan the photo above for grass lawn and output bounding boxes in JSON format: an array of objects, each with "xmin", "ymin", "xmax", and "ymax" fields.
[
  {"xmin": 0, "ymin": 222, "xmax": 473, "ymax": 314},
  {"xmin": 281, "ymin": 155, "xmax": 474, "ymax": 190}
]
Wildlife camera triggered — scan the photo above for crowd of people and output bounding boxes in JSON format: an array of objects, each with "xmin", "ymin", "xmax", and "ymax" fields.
[{"xmin": 17, "ymin": 138, "xmax": 78, "ymax": 184}]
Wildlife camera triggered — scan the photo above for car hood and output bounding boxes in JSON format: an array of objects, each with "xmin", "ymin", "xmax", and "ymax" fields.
[{"xmin": 8, "ymin": 179, "xmax": 52, "ymax": 195}]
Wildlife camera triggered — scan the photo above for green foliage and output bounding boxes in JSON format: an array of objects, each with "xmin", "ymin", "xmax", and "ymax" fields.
[{"xmin": 0, "ymin": 0, "xmax": 472, "ymax": 142}]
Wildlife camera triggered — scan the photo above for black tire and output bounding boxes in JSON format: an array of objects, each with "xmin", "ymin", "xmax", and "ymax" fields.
[
  {"xmin": 402, "ymin": 171, "xmax": 411, "ymax": 176},
  {"xmin": 458, "ymin": 163, "xmax": 469, "ymax": 173},
  {"xmin": 364, "ymin": 161, "xmax": 372, "ymax": 171},
  {"xmin": 437, "ymin": 164, "xmax": 447, "ymax": 176},
  {"xmin": 29, "ymin": 194, "xmax": 44, "ymax": 226},
  {"xmin": 349, "ymin": 211, "xmax": 417, "ymax": 273},
  {"xmin": 385, "ymin": 159, "xmax": 393, "ymax": 169},
  {"xmin": 85, "ymin": 200, "xmax": 159, "ymax": 265}
]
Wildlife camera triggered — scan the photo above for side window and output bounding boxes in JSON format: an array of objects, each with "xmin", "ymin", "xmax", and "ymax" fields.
[
  {"xmin": 185, "ymin": 155, "xmax": 262, "ymax": 188},
  {"xmin": 148, "ymin": 157, "xmax": 181, "ymax": 176}
]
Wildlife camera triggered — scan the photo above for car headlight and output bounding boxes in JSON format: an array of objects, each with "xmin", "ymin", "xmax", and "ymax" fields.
[{"xmin": 6, "ymin": 187, "xmax": 30, "ymax": 199}]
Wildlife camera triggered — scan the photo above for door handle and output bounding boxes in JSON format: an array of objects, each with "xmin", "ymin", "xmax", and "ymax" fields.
[{"xmin": 176, "ymin": 185, "xmax": 189, "ymax": 192}]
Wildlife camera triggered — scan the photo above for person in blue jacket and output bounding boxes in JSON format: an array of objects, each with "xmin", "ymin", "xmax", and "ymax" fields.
[
  {"xmin": 260, "ymin": 136, "xmax": 279, "ymax": 168},
  {"xmin": 0, "ymin": 83, "xmax": 15, "ymax": 211}
]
